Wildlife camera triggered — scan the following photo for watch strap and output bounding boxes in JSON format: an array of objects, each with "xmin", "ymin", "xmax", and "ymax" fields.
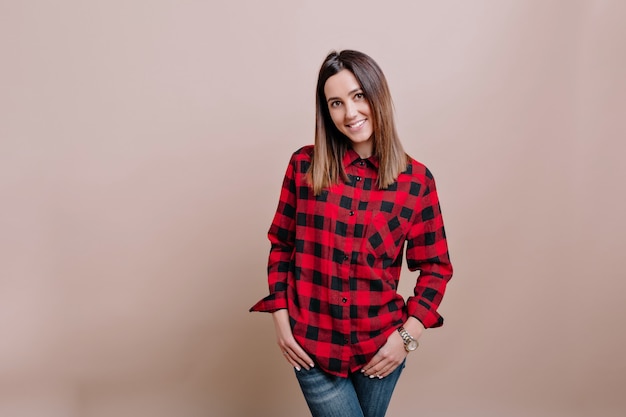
[{"xmin": 397, "ymin": 326, "xmax": 418, "ymax": 350}]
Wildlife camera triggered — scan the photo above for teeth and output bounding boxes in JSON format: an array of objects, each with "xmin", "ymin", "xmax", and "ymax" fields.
[{"xmin": 348, "ymin": 120, "xmax": 365, "ymax": 128}]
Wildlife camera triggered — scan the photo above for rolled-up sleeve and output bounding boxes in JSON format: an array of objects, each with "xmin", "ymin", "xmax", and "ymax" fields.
[
  {"xmin": 405, "ymin": 169, "xmax": 453, "ymax": 328},
  {"xmin": 249, "ymin": 155, "xmax": 298, "ymax": 313}
]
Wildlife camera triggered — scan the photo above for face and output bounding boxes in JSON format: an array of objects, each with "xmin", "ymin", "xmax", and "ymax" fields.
[{"xmin": 324, "ymin": 69, "xmax": 374, "ymax": 158}]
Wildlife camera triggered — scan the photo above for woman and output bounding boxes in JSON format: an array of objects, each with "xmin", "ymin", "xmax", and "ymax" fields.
[{"xmin": 250, "ymin": 50, "xmax": 453, "ymax": 417}]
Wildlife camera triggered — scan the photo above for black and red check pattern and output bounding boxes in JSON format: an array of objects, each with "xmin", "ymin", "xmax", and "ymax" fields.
[{"xmin": 251, "ymin": 146, "xmax": 452, "ymax": 377}]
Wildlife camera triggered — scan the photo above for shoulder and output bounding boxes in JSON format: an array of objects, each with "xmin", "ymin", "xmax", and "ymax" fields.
[
  {"xmin": 281, "ymin": 145, "xmax": 314, "ymax": 177},
  {"xmin": 287, "ymin": 145, "xmax": 314, "ymax": 170},
  {"xmin": 291, "ymin": 145, "xmax": 314, "ymax": 161},
  {"xmin": 403, "ymin": 155, "xmax": 435, "ymax": 183}
]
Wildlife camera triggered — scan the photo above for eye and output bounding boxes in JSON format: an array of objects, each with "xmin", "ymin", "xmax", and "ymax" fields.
[
  {"xmin": 355, "ymin": 92, "xmax": 365, "ymax": 100},
  {"xmin": 330, "ymin": 100, "xmax": 342, "ymax": 108}
]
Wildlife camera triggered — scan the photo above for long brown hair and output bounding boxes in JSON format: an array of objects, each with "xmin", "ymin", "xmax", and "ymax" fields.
[{"xmin": 309, "ymin": 50, "xmax": 408, "ymax": 195}]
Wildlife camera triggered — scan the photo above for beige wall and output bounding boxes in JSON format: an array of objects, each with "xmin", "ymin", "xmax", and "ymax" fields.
[{"xmin": 1, "ymin": 1, "xmax": 625, "ymax": 416}]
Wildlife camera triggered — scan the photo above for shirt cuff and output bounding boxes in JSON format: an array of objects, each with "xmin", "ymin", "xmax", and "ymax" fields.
[
  {"xmin": 406, "ymin": 297, "xmax": 444, "ymax": 329},
  {"xmin": 249, "ymin": 292, "xmax": 288, "ymax": 313}
]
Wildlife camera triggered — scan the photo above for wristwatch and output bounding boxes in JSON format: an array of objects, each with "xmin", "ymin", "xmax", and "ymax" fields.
[{"xmin": 397, "ymin": 326, "xmax": 419, "ymax": 352}]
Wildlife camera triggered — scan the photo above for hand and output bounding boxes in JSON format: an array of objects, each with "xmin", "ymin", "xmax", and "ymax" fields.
[
  {"xmin": 272, "ymin": 309, "xmax": 315, "ymax": 371},
  {"xmin": 362, "ymin": 317, "xmax": 425, "ymax": 379},
  {"xmin": 361, "ymin": 330, "xmax": 407, "ymax": 379}
]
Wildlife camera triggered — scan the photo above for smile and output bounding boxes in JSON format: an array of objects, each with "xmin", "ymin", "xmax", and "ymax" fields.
[{"xmin": 346, "ymin": 119, "xmax": 366, "ymax": 128}]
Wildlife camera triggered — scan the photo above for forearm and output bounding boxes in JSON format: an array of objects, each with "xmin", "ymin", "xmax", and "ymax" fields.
[
  {"xmin": 406, "ymin": 258, "xmax": 452, "ymax": 328},
  {"xmin": 272, "ymin": 308, "xmax": 290, "ymax": 331},
  {"xmin": 402, "ymin": 316, "xmax": 425, "ymax": 340}
]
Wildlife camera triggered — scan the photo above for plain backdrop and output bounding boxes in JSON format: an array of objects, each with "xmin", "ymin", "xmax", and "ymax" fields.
[{"xmin": 1, "ymin": 1, "xmax": 625, "ymax": 416}]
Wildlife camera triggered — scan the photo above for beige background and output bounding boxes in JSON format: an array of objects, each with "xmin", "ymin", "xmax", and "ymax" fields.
[{"xmin": 1, "ymin": 1, "xmax": 625, "ymax": 416}]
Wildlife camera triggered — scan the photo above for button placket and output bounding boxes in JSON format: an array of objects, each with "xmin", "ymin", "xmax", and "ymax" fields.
[
  {"xmin": 336, "ymin": 158, "xmax": 369, "ymax": 356},
  {"xmin": 341, "ymin": 160, "xmax": 366, "ymax": 351}
]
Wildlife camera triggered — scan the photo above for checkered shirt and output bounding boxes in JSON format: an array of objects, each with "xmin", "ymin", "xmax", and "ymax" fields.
[{"xmin": 250, "ymin": 145, "xmax": 453, "ymax": 377}]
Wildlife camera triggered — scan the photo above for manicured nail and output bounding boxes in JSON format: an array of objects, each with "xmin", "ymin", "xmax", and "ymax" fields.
[
  {"xmin": 369, "ymin": 375, "xmax": 375, "ymax": 379},
  {"xmin": 378, "ymin": 375, "xmax": 383, "ymax": 379},
  {"xmin": 309, "ymin": 363, "xmax": 314, "ymax": 367},
  {"xmin": 295, "ymin": 366, "xmax": 301, "ymax": 371},
  {"xmin": 361, "ymin": 369, "xmax": 365, "ymax": 373}
]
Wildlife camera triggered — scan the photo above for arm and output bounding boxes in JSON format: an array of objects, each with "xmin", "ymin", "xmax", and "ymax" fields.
[
  {"xmin": 363, "ymin": 170, "xmax": 452, "ymax": 378},
  {"xmin": 404, "ymin": 170, "xmax": 453, "ymax": 329},
  {"xmin": 249, "ymin": 156, "xmax": 298, "ymax": 313},
  {"xmin": 250, "ymin": 152, "xmax": 315, "ymax": 369}
]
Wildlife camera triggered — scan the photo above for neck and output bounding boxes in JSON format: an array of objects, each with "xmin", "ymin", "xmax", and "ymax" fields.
[{"xmin": 351, "ymin": 142, "xmax": 373, "ymax": 159}]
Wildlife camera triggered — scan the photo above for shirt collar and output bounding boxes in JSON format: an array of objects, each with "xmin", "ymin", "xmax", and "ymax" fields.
[{"xmin": 343, "ymin": 147, "xmax": 380, "ymax": 170}]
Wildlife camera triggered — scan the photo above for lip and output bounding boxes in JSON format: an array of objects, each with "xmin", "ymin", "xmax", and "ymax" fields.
[{"xmin": 346, "ymin": 119, "xmax": 367, "ymax": 130}]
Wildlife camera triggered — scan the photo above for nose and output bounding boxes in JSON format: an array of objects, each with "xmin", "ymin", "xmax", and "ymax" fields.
[{"xmin": 344, "ymin": 101, "xmax": 358, "ymax": 119}]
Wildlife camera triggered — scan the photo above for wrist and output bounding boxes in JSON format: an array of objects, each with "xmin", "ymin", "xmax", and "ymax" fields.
[
  {"xmin": 403, "ymin": 316, "xmax": 425, "ymax": 339},
  {"xmin": 397, "ymin": 326, "xmax": 419, "ymax": 352}
]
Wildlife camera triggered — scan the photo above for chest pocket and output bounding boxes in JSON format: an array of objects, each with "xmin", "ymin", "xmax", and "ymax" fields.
[{"xmin": 365, "ymin": 211, "xmax": 410, "ymax": 262}]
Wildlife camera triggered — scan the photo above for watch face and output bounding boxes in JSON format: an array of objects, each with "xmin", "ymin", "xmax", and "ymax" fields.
[{"xmin": 407, "ymin": 340, "xmax": 418, "ymax": 351}]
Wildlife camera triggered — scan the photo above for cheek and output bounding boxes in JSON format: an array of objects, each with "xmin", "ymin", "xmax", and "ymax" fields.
[
  {"xmin": 360, "ymin": 102, "xmax": 373, "ymax": 116},
  {"xmin": 329, "ymin": 109, "xmax": 344, "ymax": 129}
]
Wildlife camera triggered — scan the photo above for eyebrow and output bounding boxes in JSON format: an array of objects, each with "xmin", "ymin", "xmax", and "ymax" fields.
[{"xmin": 326, "ymin": 88, "xmax": 363, "ymax": 103}]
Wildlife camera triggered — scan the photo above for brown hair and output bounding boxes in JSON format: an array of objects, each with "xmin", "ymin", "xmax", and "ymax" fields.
[{"xmin": 309, "ymin": 50, "xmax": 408, "ymax": 195}]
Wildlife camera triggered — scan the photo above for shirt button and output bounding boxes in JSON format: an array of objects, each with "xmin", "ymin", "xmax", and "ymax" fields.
[
  {"xmin": 344, "ymin": 338, "xmax": 350, "ymax": 345},
  {"xmin": 349, "ymin": 211, "xmax": 355, "ymax": 216},
  {"xmin": 359, "ymin": 161, "xmax": 365, "ymax": 166},
  {"xmin": 343, "ymin": 255, "xmax": 349, "ymax": 261},
  {"xmin": 356, "ymin": 176, "xmax": 361, "ymax": 181},
  {"xmin": 342, "ymin": 297, "xmax": 347, "ymax": 303}
]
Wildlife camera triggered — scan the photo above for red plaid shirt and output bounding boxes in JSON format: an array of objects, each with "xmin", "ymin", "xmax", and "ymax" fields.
[{"xmin": 251, "ymin": 146, "xmax": 452, "ymax": 377}]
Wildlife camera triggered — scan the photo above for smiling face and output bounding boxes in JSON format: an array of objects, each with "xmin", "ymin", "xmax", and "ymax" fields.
[{"xmin": 324, "ymin": 69, "xmax": 374, "ymax": 158}]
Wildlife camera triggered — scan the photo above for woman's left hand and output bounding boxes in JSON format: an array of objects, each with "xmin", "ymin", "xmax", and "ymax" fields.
[
  {"xmin": 361, "ymin": 331, "xmax": 407, "ymax": 379},
  {"xmin": 362, "ymin": 317, "xmax": 424, "ymax": 378}
]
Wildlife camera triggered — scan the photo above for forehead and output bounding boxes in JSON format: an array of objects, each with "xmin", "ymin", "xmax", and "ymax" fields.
[{"xmin": 324, "ymin": 70, "xmax": 362, "ymax": 98}]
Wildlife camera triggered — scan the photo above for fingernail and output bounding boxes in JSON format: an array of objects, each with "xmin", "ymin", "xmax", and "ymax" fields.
[
  {"xmin": 378, "ymin": 375, "xmax": 383, "ymax": 379},
  {"xmin": 369, "ymin": 375, "xmax": 375, "ymax": 379},
  {"xmin": 295, "ymin": 366, "xmax": 301, "ymax": 371},
  {"xmin": 309, "ymin": 363, "xmax": 314, "ymax": 367},
  {"xmin": 360, "ymin": 369, "xmax": 365, "ymax": 373}
]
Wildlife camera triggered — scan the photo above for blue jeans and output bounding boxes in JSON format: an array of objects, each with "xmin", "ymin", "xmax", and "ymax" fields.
[{"xmin": 294, "ymin": 360, "xmax": 406, "ymax": 417}]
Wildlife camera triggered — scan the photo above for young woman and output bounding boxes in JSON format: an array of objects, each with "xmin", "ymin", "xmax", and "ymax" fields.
[{"xmin": 250, "ymin": 50, "xmax": 453, "ymax": 417}]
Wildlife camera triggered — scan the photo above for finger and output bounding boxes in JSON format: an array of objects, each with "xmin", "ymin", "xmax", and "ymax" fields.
[
  {"xmin": 380, "ymin": 350, "xmax": 409, "ymax": 377},
  {"xmin": 367, "ymin": 359, "xmax": 398, "ymax": 379},
  {"xmin": 289, "ymin": 345, "xmax": 315, "ymax": 370},
  {"xmin": 362, "ymin": 353, "xmax": 384, "ymax": 376},
  {"xmin": 281, "ymin": 344, "xmax": 314, "ymax": 371},
  {"xmin": 363, "ymin": 352, "xmax": 404, "ymax": 378},
  {"xmin": 281, "ymin": 348, "xmax": 302, "ymax": 370},
  {"xmin": 377, "ymin": 360, "xmax": 399, "ymax": 378},
  {"xmin": 362, "ymin": 362, "xmax": 382, "ymax": 377}
]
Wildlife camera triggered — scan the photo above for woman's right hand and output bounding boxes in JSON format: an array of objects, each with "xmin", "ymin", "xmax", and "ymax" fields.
[{"xmin": 272, "ymin": 309, "xmax": 315, "ymax": 371}]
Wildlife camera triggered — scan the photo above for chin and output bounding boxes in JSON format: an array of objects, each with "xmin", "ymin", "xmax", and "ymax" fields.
[{"xmin": 350, "ymin": 136, "xmax": 372, "ymax": 144}]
